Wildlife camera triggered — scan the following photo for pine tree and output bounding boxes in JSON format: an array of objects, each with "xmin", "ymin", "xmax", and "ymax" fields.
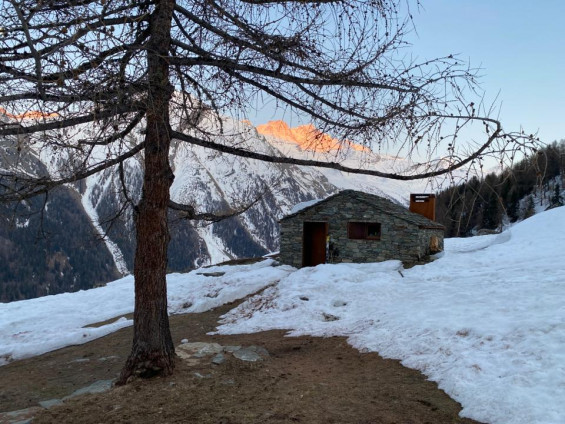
[
  {"xmin": 550, "ymin": 183, "xmax": 564, "ymax": 207},
  {"xmin": 524, "ymin": 195, "xmax": 536, "ymax": 219}
]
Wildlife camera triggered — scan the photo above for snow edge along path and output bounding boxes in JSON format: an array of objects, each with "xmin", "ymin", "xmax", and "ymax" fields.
[
  {"xmin": 0, "ymin": 259, "xmax": 292, "ymax": 366},
  {"xmin": 216, "ymin": 207, "xmax": 565, "ymax": 424}
]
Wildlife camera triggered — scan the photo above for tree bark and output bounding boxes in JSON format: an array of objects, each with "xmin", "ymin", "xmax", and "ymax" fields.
[{"xmin": 117, "ymin": 0, "xmax": 176, "ymax": 385}]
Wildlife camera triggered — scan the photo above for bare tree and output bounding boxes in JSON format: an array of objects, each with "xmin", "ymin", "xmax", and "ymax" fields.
[{"xmin": 0, "ymin": 0, "xmax": 538, "ymax": 383}]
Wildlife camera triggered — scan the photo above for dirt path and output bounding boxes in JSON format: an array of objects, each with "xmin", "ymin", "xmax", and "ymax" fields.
[{"xmin": 0, "ymin": 301, "xmax": 481, "ymax": 423}]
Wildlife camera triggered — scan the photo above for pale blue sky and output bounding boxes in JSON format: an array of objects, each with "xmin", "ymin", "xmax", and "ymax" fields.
[
  {"xmin": 252, "ymin": 1, "xmax": 564, "ymax": 145},
  {"xmin": 410, "ymin": 0, "xmax": 565, "ymax": 144}
]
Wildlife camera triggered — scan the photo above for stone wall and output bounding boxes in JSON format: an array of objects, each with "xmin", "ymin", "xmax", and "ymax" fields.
[
  {"xmin": 279, "ymin": 195, "xmax": 444, "ymax": 268},
  {"xmin": 416, "ymin": 228, "xmax": 445, "ymax": 259}
]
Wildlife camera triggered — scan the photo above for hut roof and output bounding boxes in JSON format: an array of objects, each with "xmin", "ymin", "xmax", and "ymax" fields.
[{"xmin": 281, "ymin": 190, "xmax": 444, "ymax": 230}]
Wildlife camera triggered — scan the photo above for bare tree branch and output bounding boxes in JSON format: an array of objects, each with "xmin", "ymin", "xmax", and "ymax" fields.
[
  {"xmin": 0, "ymin": 104, "xmax": 145, "ymax": 136},
  {"xmin": 0, "ymin": 141, "xmax": 145, "ymax": 202},
  {"xmin": 171, "ymin": 120, "xmax": 503, "ymax": 181},
  {"xmin": 168, "ymin": 193, "xmax": 262, "ymax": 222}
]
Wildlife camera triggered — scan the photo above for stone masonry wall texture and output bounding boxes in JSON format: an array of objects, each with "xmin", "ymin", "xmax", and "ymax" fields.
[{"xmin": 279, "ymin": 190, "xmax": 444, "ymax": 268}]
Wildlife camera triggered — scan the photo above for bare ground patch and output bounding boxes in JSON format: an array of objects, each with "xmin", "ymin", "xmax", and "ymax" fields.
[{"xmin": 0, "ymin": 301, "xmax": 481, "ymax": 424}]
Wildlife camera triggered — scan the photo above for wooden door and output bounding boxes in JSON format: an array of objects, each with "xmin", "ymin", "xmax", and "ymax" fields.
[{"xmin": 302, "ymin": 222, "xmax": 327, "ymax": 267}]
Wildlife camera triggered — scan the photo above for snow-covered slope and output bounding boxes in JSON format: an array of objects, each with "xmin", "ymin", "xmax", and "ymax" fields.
[
  {"xmin": 218, "ymin": 206, "xmax": 565, "ymax": 424},
  {"xmin": 0, "ymin": 259, "xmax": 291, "ymax": 364},
  {"xmin": 1, "ymin": 207, "xmax": 564, "ymax": 424}
]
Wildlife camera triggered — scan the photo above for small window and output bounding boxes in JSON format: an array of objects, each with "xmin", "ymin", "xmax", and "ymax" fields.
[
  {"xmin": 348, "ymin": 222, "xmax": 381, "ymax": 240},
  {"xmin": 367, "ymin": 223, "xmax": 381, "ymax": 238}
]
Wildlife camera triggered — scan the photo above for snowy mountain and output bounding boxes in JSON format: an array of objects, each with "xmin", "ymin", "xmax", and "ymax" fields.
[
  {"xmin": 256, "ymin": 120, "xmax": 434, "ymax": 203},
  {"xmin": 2, "ymin": 206, "xmax": 564, "ymax": 424},
  {"xmin": 1, "ymin": 109, "xmax": 433, "ymax": 300},
  {"xmin": 80, "ymin": 115, "xmax": 343, "ymax": 273}
]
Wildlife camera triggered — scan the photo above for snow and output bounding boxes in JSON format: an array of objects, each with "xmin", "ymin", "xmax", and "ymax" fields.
[
  {"xmin": 0, "ymin": 259, "xmax": 291, "ymax": 365},
  {"xmin": 217, "ymin": 206, "xmax": 565, "ymax": 424},
  {"xmin": 2, "ymin": 207, "xmax": 565, "ymax": 424},
  {"xmin": 81, "ymin": 176, "xmax": 129, "ymax": 275},
  {"xmin": 195, "ymin": 223, "xmax": 232, "ymax": 266},
  {"xmin": 15, "ymin": 218, "xmax": 29, "ymax": 228},
  {"xmin": 290, "ymin": 198, "xmax": 322, "ymax": 214}
]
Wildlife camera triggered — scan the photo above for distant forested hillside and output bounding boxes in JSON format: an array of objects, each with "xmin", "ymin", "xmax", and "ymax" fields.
[
  {"xmin": 0, "ymin": 187, "xmax": 121, "ymax": 302},
  {"xmin": 436, "ymin": 140, "xmax": 565, "ymax": 237}
]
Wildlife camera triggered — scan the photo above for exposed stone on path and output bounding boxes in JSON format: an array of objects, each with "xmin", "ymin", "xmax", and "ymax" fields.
[
  {"xmin": 177, "ymin": 342, "xmax": 223, "ymax": 360},
  {"xmin": 247, "ymin": 345, "xmax": 270, "ymax": 358},
  {"xmin": 233, "ymin": 348, "xmax": 262, "ymax": 362},
  {"xmin": 176, "ymin": 342, "xmax": 270, "ymax": 364},
  {"xmin": 194, "ymin": 372, "xmax": 212, "ymax": 379},
  {"xmin": 211, "ymin": 353, "xmax": 225, "ymax": 365},
  {"xmin": 97, "ymin": 355, "xmax": 119, "ymax": 362},
  {"xmin": 38, "ymin": 399, "xmax": 63, "ymax": 409},
  {"xmin": 0, "ymin": 406, "xmax": 42, "ymax": 424},
  {"xmin": 223, "ymin": 345, "xmax": 242, "ymax": 353},
  {"xmin": 64, "ymin": 379, "xmax": 114, "ymax": 399},
  {"xmin": 0, "ymin": 379, "xmax": 115, "ymax": 424}
]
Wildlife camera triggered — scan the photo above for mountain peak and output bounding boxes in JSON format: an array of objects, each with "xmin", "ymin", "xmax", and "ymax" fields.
[
  {"xmin": 0, "ymin": 107, "xmax": 58, "ymax": 121},
  {"xmin": 256, "ymin": 120, "xmax": 369, "ymax": 153},
  {"xmin": 256, "ymin": 120, "xmax": 298, "ymax": 144}
]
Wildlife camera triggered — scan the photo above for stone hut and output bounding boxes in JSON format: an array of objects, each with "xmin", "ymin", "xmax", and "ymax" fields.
[{"xmin": 279, "ymin": 190, "xmax": 444, "ymax": 268}]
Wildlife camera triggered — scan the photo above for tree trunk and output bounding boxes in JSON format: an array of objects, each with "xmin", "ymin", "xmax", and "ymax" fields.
[{"xmin": 117, "ymin": 0, "xmax": 176, "ymax": 385}]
